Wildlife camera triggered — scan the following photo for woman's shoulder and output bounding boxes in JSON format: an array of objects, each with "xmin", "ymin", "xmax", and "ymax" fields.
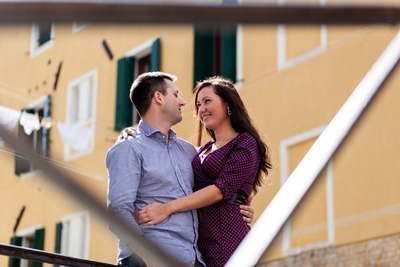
[
  {"xmin": 234, "ymin": 132, "xmax": 258, "ymax": 150},
  {"xmin": 237, "ymin": 132, "xmax": 256, "ymax": 143}
]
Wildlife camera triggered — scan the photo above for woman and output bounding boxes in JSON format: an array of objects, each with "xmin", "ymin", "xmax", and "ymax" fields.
[{"xmin": 136, "ymin": 76, "xmax": 272, "ymax": 266}]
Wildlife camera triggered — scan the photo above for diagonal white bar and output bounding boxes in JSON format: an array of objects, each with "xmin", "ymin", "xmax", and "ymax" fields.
[{"xmin": 226, "ymin": 30, "xmax": 400, "ymax": 267}]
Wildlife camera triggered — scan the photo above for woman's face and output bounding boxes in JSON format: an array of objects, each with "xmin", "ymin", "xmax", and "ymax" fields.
[{"xmin": 196, "ymin": 86, "xmax": 229, "ymax": 130}]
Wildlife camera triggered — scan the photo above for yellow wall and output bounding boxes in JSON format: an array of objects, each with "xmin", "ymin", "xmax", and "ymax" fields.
[
  {"xmin": 239, "ymin": 24, "xmax": 400, "ymax": 262},
  {"xmin": 1, "ymin": 10, "xmax": 400, "ymax": 266}
]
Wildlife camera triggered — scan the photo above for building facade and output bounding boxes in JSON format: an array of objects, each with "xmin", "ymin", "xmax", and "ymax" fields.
[{"xmin": 0, "ymin": 2, "xmax": 400, "ymax": 266}]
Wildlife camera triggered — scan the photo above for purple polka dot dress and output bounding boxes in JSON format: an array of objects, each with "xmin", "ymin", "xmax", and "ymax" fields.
[{"xmin": 193, "ymin": 132, "xmax": 261, "ymax": 267}]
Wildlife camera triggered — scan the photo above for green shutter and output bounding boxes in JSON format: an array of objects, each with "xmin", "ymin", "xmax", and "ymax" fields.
[
  {"xmin": 42, "ymin": 95, "xmax": 51, "ymax": 158},
  {"xmin": 194, "ymin": 25, "xmax": 214, "ymax": 88},
  {"xmin": 54, "ymin": 223, "xmax": 62, "ymax": 253},
  {"xmin": 14, "ymin": 109, "xmax": 34, "ymax": 175},
  {"xmin": 115, "ymin": 57, "xmax": 135, "ymax": 131},
  {"xmin": 54, "ymin": 223, "xmax": 62, "ymax": 267},
  {"xmin": 150, "ymin": 38, "xmax": 161, "ymax": 71},
  {"xmin": 9, "ymin": 236, "xmax": 22, "ymax": 267},
  {"xmin": 32, "ymin": 228, "xmax": 45, "ymax": 267},
  {"xmin": 221, "ymin": 25, "xmax": 237, "ymax": 83}
]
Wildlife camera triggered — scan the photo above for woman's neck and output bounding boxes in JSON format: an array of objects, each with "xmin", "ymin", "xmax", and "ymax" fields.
[{"xmin": 213, "ymin": 128, "xmax": 239, "ymax": 148}]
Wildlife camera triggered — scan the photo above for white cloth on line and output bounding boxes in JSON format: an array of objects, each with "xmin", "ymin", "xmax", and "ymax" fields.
[
  {"xmin": 57, "ymin": 121, "xmax": 94, "ymax": 152},
  {"xmin": 0, "ymin": 105, "xmax": 22, "ymax": 132}
]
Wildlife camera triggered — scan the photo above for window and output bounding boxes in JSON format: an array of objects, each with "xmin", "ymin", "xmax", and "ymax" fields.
[
  {"xmin": 280, "ymin": 126, "xmax": 335, "ymax": 255},
  {"xmin": 30, "ymin": 23, "xmax": 54, "ymax": 57},
  {"xmin": 193, "ymin": 0, "xmax": 239, "ymax": 86},
  {"xmin": 55, "ymin": 211, "xmax": 90, "ymax": 262},
  {"xmin": 14, "ymin": 96, "xmax": 50, "ymax": 176},
  {"xmin": 9, "ymin": 227, "xmax": 45, "ymax": 267},
  {"xmin": 277, "ymin": 0, "xmax": 327, "ymax": 70},
  {"xmin": 63, "ymin": 69, "xmax": 97, "ymax": 161},
  {"xmin": 114, "ymin": 38, "xmax": 160, "ymax": 131},
  {"xmin": 194, "ymin": 24, "xmax": 238, "ymax": 86},
  {"xmin": 72, "ymin": 22, "xmax": 92, "ymax": 33}
]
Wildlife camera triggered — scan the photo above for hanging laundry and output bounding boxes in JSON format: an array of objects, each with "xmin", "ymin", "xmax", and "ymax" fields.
[
  {"xmin": 19, "ymin": 110, "xmax": 41, "ymax": 135},
  {"xmin": 0, "ymin": 105, "xmax": 21, "ymax": 132},
  {"xmin": 57, "ymin": 122, "xmax": 94, "ymax": 152}
]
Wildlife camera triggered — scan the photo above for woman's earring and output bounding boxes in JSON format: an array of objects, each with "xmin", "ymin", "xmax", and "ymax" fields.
[{"xmin": 227, "ymin": 106, "xmax": 232, "ymax": 116}]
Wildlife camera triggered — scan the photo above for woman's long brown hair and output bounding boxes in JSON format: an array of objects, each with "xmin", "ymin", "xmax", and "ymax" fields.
[{"xmin": 194, "ymin": 76, "xmax": 272, "ymax": 193}]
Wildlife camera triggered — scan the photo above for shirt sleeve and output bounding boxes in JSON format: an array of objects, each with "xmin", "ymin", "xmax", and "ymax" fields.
[
  {"xmin": 106, "ymin": 140, "xmax": 144, "ymax": 245},
  {"xmin": 214, "ymin": 134, "xmax": 260, "ymax": 200}
]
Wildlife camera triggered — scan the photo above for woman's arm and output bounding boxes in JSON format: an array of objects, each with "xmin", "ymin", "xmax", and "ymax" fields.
[{"xmin": 135, "ymin": 185, "xmax": 223, "ymax": 226}]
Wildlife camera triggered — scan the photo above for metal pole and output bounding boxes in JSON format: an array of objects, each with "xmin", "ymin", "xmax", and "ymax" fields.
[
  {"xmin": 226, "ymin": 29, "xmax": 400, "ymax": 267},
  {"xmin": 0, "ymin": 2, "xmax": 399, "ymax": 25},
  {"xmin": 0, "ymin": 243, "xmax": 117, "ymax": 267}
]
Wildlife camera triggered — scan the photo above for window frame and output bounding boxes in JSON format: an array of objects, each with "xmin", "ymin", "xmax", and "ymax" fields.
[
  {"xmin": 60, "ymin": 211, "xmax": 90, "ymax": 260},
  {"xmin": 30, "ymin": 23, "xmax": 55, "ymax": 57},
  {"xmin": 72, "ymin": 22, "xmax": 92, "ymax": 33},
  {"xmin": 64, "ymin": 69, "xmax": 98, "ymax": 161},
  {"xmin": 15, "ymin": 225, "xmax": 45, "ymax": 267},
  {"xmin": 15, "ymin": 95, "xmax": 50, "ymax": 178},
  {"xmin": 114, "ymin": 37, "xmax": 160, "ymax": 131},
  {"xmin": 277, "ymin": 0, "xmax": 327, "ymax": 70},
  {"xmin": 193, "ymin": 23, "xmax": 240, "ymax": 87},
  {"xmin": 280, "ymin": 125, "xmax": 335, "ymax": 256}
]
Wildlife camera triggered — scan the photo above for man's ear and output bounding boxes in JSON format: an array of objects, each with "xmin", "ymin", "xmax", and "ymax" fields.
[{"xmin": 154, "ymin": 91, "xmax": 163, "ymax": 104}]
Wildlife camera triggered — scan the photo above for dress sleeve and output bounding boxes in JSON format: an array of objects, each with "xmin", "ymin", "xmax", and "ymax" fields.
[
  {"xmin": 214, "ymin": 134, "xmax": 260, "ymax": 200},
  {"xmin": 106, "ymin": 140, "xmax": 144, "ymax": 244}
]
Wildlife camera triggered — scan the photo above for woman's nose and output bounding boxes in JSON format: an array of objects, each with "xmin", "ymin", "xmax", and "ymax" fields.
[{"xmin": 198, "ymin": 105, "xmax": 206, "ymax": 113}]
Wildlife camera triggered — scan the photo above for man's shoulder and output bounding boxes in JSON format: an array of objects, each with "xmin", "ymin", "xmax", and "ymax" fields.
[
  {"xmin": 106, "ymin": 137, "xmax": 141, "ymax": 157},
  {"xmin": 175, "ymin": 137, "xmax": 195, "ymax": 149}
]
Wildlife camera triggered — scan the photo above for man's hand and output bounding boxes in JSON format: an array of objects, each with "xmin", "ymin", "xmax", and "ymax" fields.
[
  {"xmin": 116, "ymin": 127, "xmax": 137, "ymax": 144},
  {"xmin": 240, "ymin": 193, "xmax": 254, "ymax": 226}
]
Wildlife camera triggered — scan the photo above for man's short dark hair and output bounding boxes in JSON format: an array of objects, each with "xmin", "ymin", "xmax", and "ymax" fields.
[{"xmin": 129, "ymin": 72, "xmax": 177, "ymax": 117}]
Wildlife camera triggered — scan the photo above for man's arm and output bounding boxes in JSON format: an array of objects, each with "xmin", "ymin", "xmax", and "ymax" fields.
[{"xmin": 106, "ymin": 141, "xmax": 144, "ymax": 243}]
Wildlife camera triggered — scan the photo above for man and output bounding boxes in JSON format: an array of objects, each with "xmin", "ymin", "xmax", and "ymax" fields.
[{"xmin": 106, "ymin": 72, "xmax": 253, "ymax": 267}]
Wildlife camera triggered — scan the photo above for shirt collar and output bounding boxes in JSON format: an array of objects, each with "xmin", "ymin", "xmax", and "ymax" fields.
[{"xmin": 138, "ymin": 120, "xmax": 177, "ymax": 141}]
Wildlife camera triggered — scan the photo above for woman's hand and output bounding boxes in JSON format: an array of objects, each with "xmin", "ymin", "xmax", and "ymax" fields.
[
  {"xmin": 134, "ymin": 203, "xmax": 172, "ymax": 226},
  {"xmin": 240, "ymin": 193, "xmax": 254, "ymax": 226},
  {"xmin": 116, "ymin": 127, "xmax": 137, "ymax": 144}
]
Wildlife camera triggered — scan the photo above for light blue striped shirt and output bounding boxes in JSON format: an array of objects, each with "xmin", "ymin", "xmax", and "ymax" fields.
[{"xmin": 106, "ymin": 121, "xmax": 204, "ymax": 266}]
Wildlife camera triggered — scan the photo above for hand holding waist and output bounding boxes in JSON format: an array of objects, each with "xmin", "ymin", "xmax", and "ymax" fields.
[{"xmin": 135, "ymin": 202, "xmax": 172, "ymax": 226}]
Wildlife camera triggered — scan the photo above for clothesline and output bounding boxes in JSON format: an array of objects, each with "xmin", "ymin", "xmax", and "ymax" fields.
[
  {"xmin": 0, "ymin": 146, "xmax": 107, "ymax": 181},
  {"xmin": 0, "ymin": 105, "xmax": 94, "ymax": 153}
]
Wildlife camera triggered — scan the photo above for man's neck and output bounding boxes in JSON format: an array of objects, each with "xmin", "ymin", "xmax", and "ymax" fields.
[{"xmin": 142, "ymin": 117, "xmax": 172, "ymax": 137}]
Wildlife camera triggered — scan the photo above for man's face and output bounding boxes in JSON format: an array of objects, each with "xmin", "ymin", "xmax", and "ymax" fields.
[{"xmin": 162, "ymin": 79, "xmax": 186, "ymax": 126}]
